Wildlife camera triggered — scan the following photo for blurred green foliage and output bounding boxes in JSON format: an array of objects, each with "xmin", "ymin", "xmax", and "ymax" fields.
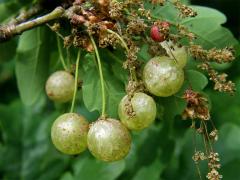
[{"xmin": 0, "ymin": 0, "xmax": 240, "ymax": 180}]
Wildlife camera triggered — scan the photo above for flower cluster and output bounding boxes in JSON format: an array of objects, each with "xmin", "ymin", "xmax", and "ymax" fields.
[
  {"xmin": 182, "ymin": 89, "xmax": 210, "ymax": 121},
  {"xmin": 173, "ymin": 0, "xmax": 197, "ymax": 18},
  {"xmin": 151, "ymin": 0, "xmax": 165, "ymax": 6},
  {"xmin": 190, "ymin": 45, "xmax": 235, "ymax": 63},
  {"xmin": 206, "ymin": 168, "xmax": 223, "ymax": 180},
  {"xmin": 192, "ymin": 151, "xmax": 207, "ymax": 162},
  {"xmin": 209, "ymin": 129, "xmax": 219, "ymax": 142},
  {"xmin": 109, "ymin": 1, "xmax": 123, "ymax": 19},
  {"xmin": 206, "ymin": 152, "xmax": 222, "ymax": 180},
  {"xmin": 123, "ymin": 43, "xmax": 140, "ymax": 71},
  {"xmin": 126, "ymin": 18, "xmax": 147, "ymax": 35},
  {"xmin": 176, "ymin": 24, "xmax": 196, "ymax": 42},
  {"xmin": 199, "ymin": 63, "xmax": 235, "ymax": 94},
  {"xmin": 99, "ymin": 30, "xmax": 119, "ymax": 48}
]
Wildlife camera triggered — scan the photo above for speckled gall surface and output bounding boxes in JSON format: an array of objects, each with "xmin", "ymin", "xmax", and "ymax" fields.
[
  {"xmin": 87, "ymin": 119, "xmax": 131, "ymax": 162},
  {"xmin": 45, "ymin": 71, "xmax": 75, "ymax": 103},
  {"xmin": 118, "ymin": 92, "xmax": 157, "ymax": 130},
  {"xmin": 51, "ymin": 113, "xmax": 89, "ymax": 155},
  {"xmin": 143, "ymin": 56, "xmax": 184, "ymax": 97}
]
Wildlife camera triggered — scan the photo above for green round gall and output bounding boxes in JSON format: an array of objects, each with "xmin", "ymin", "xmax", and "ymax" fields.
[
  {"xmin": 118, "ymin": 92, "xmax": 157, "ymax": 130},
  {"xmin": 161, "ymin": 41, "xmax": 188, "ymax": 68},
  {"xmin": 45, "ymin": 71, "xmax": 75, "ymax": 103},
  {"xmin": 51, "ymin": 113, "xmax": 89, "ymax": 155},
  {"xmin": 87, "ymin": 118, "xmax": 131, "ymax": 162},
  {"xmin": 143, "ymin": 56, "xmax": 184, "ymax": 97}
]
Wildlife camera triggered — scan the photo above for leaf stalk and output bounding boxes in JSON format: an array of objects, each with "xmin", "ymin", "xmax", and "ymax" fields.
[
  {"xmin": 89, "ymin": 34, "xmax": 106, "ymax": 117},
  {"xmin": 70, "ymin": 50, "xmax": 81, "ymax": 113}
]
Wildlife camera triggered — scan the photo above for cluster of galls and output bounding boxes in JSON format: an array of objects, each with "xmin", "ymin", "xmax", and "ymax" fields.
[
  {"xmin": 45, "ymin": 71, "xmax": 131, "ymax": 161},
  {"xmin": 44, "ymin": 0, "xmax": 233, "ymax": 171},
  {"xmin": 45, "ymin": 29, "xmax": 189, "ymax": 161}
]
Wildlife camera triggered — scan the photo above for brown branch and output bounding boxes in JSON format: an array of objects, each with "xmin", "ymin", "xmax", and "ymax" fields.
[{"xmin": 0, "ymin": 5, "xmax": 81, "ymax": 43}]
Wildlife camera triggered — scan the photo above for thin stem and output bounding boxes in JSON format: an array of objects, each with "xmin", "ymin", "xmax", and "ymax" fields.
[
  {"xmin": 89, "ymin": 34, "xmax": 106, "ymax": 117},
  {"xmin": 106, "ymin": 29, "xmax": 137, "ymax": 81},
  {"xmin": 195, "ymin": 162, "xmax": 203, "ymax": 180},
  {"xmin": 202, "ymin": 121, "xmax": 214, "ymax": 152},
  {"xmin": 191, "ymin": 120, "xmax": 197, "ymax": 151},
  {"xmin": 57, "ymin": 35, "xmax": 68, "ymax": 71},
  {"xmin": 107, "ymin": 29, "xmax": 129, "ymax": 51},
  {"xmin": 66, "ymin": 47, "xmax": 71, "ymax": 67},
  {"xmin": 15, "ymin": 7, "xmax": 64, "ymax": 33},
  {"xmin": 200, "ymin": 121, "xmax": 210, "ymax": 156},
  {"xmin": 46, "ymin": 23, "xmax": 64, "ymax": 39},
  {"xmin": 209, "ymin": 119, "xmax": 216, "ymax": 131},
  {"xmin": 165, "ymin": 41, "xmax": 178, "ymax": 63},
  {"xmin": 70, "ymin": 50, "xmax": 81, "ymax": 113},
  {"xmin": 191, "ymin": 120, "xmax": 203, "ymax": 180}
]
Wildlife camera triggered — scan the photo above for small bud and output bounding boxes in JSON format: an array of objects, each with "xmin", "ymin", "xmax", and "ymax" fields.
[
  {"xmin": 150, "ymin": 22, "xmax": 170, "ymax": 42},
  {"xmin": 150, "ymin": 25, "xmax": 164, "ymax": 42}
]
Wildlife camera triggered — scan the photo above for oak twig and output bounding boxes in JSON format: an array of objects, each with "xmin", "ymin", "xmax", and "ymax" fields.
[{"xmin": 0, "ymin": 5, "xmax": 82, "ymax": 43}]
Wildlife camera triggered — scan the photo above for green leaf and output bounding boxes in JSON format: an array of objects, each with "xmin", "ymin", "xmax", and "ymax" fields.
[
  {"xmin": 216, "ymin": 123, "xmax": 240, "ymax": 164},
  {"xmin": 60, "ymin": 172, "xmax": 74, "ymax": 180},
  {"xmin": 0, "ymin": 1, "xmax": 31, "ymax": 23},
  {"xmin": 235, "ymin": 42, "xmax": 240, "ymax": 58},
  {"xmin": 81, "ymin": 53, "xmax": 125, "ymax": 118},
  {"xmin": 167, "ymin": 129, "xmax": 208, "ymax": 180},
  {"xmin": 221, "ymin": 160, "xmax": 240, "ymax": 180},
  {"xmin": 182, "ymin": 6, "xmax": 227, "ymax": 28},
  {"xmin": 214, "ymin": 124, "xmax": 240, "ymax": 179},
  {"xmin": 132, "ymin": 158, "xmax": 164, "ymax": 180},
  {"xmin": 185, "ymin": 70, "xmax": 208, "ymax": 91},
  {"xmin": 15, "ymin": 27, "xmax": 50, "ymax": 106},
  {"xmin": 0, "ymin": 100, "xmax": 70, "ymax": 179},
  {"xmin": 160, "ymin": 96, "xmax": 186, "ymax": 133},
  {"xmin": 181, "ymin": 6, "xmax": 238, "ymax": 48},
  {"xmin": 149, "ymin": 4, "xmax": 238, "ymax": 48},
  {"xmin": 138, "ymin": 44, "xmax": 152, "ymax": 62},
  {"xmin": 123, "ymin": 124, "xmax": 174, "ymax": 180},
  {"xmin": 71, "ymin": 156, "xmax": 125, "ymax": 180},
  {"xmin": 0, "ymin": 60, "xmax": 15, "ymax": 85},
  {"xmin": 0, "ymin": 39, "xmax": 17, "ymax": 63},
  {"xmin": 159, "ymin": 70, "xmax": 207, "ymax": 135},
  {"xmin": 101, "ymin": 48, "xmax": 128, "ymax": 83},
  {"xmin": 0, "ymin": 0, "xmax": 14, "ymax": 4},
  {"xmin": 175, "ymin": 69, "xmax": 208, "ymax": 96},
  {"xmin": 0, "ymin": 2, "xmax": 18, "ymax": 22},
  {"xmin": 207, "ymin": 78, "xmax": 240, "ymax": 126},
  {"xmin": 149, "ymin": 2, "xmax": 178, "ymax": 23}
]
